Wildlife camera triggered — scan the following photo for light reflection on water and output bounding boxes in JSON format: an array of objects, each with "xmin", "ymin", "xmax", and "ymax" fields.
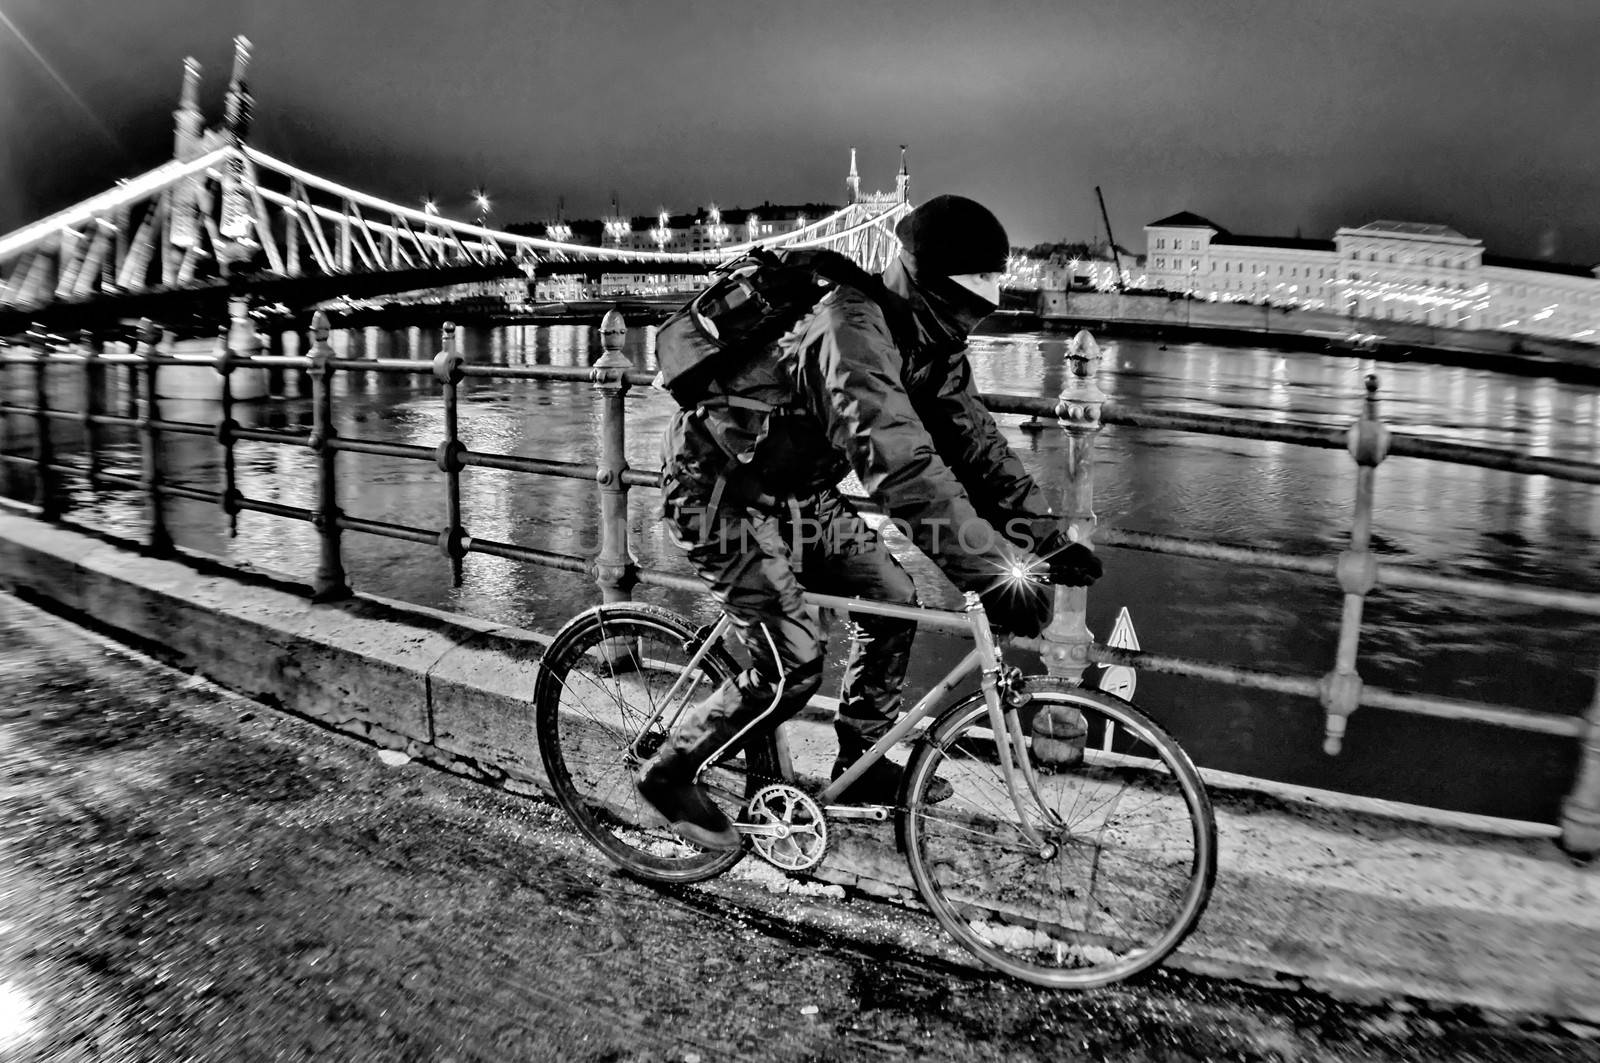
[{"xmin": 5, "ymin": 324, "xmax": 1599, "ymax": 821}]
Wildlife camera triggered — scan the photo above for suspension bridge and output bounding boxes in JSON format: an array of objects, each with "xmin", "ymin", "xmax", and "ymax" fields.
[{"xmin": 0, "ymin": 37, "xmax": 912, "ymax": 335}]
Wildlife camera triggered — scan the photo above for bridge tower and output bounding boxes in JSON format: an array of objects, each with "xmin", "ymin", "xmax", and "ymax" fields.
[
  {"xmin": 221, "ymin": 37, "xmax": 254, "ymax": 147},
  {"xmin": 169, "ymin": 58, "xmax": 205, "ymax": 253},
  {"xmin": 217, "ymin": 37, "xmax": 254, "ymax": 248},
  {"xmin": 172, "ymin": 58, "xmax": 205, "ymax": 163},
  {"xmin": 849, "ymin": 148, "xmax": 912, "ymax": 212}
]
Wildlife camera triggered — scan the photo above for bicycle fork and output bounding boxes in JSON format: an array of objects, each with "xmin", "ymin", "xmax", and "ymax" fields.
[{"xmin": 967, "ymin": 596, "xmax": 1067, "ymax": 855}]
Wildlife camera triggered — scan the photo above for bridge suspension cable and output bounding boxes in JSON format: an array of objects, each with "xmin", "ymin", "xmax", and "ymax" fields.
[{"xmin": 0, "ymin": 144, "xmax": 912, "ymax": 315}]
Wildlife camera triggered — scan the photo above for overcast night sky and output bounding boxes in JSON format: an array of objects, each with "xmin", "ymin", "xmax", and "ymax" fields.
[{"xmin": 2, "ymin": 0, "xmax": 1597, "ymax": 263}]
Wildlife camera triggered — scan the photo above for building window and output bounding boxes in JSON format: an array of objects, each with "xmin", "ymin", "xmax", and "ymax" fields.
[{"xmin": 1157, "ymin": 238, "xmax": 1165, "ymax": 249}]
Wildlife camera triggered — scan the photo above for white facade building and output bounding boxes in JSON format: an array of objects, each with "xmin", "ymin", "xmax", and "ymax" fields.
[{"xmin": 1143, "ymin": 212, "xmax": 1600, "ymax": 344}]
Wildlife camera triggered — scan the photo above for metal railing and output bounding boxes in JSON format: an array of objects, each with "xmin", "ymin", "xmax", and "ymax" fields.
[{"xmin": 2, "ymin": 299, "xmax": 1598, "ymax": 856}]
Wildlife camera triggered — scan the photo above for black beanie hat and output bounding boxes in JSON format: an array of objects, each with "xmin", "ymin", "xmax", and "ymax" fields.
[{"xmin": 894, "ymin": 194, "xmax": 1009, "ymax": 278}]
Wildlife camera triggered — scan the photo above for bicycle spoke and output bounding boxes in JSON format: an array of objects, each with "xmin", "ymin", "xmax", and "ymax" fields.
[{"xmin": 553, "ymin": 669, "xmax": 645, "ymax": 752}]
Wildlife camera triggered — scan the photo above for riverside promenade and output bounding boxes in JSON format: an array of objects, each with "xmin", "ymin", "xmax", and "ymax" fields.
[
  {"xmin": 5, "ymin": 591, "xmax": 1600, "ymax": 1062},
  {"xmin": 2, "ymin": 504, "xmax": 1598, "ymax": 1041}
]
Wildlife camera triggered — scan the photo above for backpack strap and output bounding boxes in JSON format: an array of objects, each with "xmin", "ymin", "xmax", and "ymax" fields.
[{"xmin": 699, "ymin": 473, "xmax": 729, "ymax": 545}]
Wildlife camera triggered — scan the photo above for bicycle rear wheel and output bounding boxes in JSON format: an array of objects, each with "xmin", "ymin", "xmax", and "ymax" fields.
[
  {"xmin": 902, "ymin": 678, "xmax": 1216, "ymax": 988},
  {"xmin": 535, "ymin": 603, "xmax": 782, "ymax": 884}
]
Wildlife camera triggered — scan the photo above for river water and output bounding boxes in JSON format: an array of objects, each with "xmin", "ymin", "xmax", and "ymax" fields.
[{"xmin": 6, "ymin": 323, "xmax": 1599, "ymax": 822}]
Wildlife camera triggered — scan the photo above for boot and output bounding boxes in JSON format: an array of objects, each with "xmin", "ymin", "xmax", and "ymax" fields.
[
  {"xmin": 636, "ymin": 748, "xmax": 742, "ymax": 852},
  {"xmin": 831, "ymin": 731, "xmax": 954, "ymax": 806}
]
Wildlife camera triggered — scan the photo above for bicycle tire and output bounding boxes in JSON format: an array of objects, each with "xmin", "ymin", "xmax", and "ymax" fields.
[
  {"xmin": 902, "ymin": 677, "xmax": 1216, "ymax": 988},
  {"xmin": 534, "ymin": 603, "xmax": 783, "ymax": 884}
]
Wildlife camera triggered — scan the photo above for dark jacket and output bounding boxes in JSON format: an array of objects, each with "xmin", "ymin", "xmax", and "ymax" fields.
[{"xmin": 660, "ymin": 254, "xmax": 1052, "ymax": 592}]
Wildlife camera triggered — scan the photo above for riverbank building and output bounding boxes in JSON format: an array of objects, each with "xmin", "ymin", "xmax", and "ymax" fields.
[{"xmin": 1142, "ymin": 212, "xmax": 1600, "ymax": 346}]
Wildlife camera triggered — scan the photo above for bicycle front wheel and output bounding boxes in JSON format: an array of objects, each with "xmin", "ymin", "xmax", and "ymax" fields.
[
  {"xmin": 534, "ymin": 603, "xmax": 782, "ymax": 884},
  {"xmin": 903, "ymin": 678, "xmax": 1216, "ymax": 989}
]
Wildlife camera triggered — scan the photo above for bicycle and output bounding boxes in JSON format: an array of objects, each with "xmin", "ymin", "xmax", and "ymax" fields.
[{"xmin": 534, "ymin": 588, "xmax": 1217, "ymax": 989}]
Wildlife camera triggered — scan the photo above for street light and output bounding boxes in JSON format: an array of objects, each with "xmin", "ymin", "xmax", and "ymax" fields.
[{"xmin": 706, "ymin": 204, "xmax": 729, "ymax": 251}]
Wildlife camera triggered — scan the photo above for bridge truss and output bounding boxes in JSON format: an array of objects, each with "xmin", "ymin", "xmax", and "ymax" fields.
[{"xmin": 0, "ymin": 145, "xmax": 912, "ymax": 319}]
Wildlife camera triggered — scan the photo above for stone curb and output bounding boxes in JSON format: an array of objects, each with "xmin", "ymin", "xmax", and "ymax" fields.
[{"xmin": 1, "ymin": 509, "xmax": 1596, "ymax": 1023}]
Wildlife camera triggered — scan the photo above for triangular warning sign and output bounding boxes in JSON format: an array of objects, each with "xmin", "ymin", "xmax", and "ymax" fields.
[{"xmin": 1106, "ymin": 606, "xmax": 1140, "ymax": 651}]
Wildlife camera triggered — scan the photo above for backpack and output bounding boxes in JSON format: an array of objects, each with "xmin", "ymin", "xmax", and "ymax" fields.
[{"xmin": 653, "ymin": 247, "xmax": 915, "ymax": 466}]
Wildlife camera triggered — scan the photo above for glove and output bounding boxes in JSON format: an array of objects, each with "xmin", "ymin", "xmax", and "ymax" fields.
[
  {"xmin": 1034, "ymin": 528, "xmax": 1103, "ymax": 587},
  {"xmin": 978, "ymin": 577, "xmax": 1053, "ymax": 639}
]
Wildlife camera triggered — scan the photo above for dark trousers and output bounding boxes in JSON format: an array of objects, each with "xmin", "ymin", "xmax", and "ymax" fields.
[{"xmin": 658, "ymin": 487, "xmax": 918, "ymax": 774}]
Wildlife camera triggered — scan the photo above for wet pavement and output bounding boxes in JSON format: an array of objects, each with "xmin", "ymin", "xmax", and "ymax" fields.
[{"xmin": 2, "ymin": 593, "xmax": 1596, "ymax": 1062}]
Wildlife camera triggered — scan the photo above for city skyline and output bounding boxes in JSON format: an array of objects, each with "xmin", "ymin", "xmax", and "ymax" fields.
[{"xmin": 2, "ymin": 0, "xmax": 1597, "ymax": 265}]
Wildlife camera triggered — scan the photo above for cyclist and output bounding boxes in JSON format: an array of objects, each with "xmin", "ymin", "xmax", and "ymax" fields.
[{"xmin": 639, "ymin": 194, "xmax": 1103, "ymax": 850}]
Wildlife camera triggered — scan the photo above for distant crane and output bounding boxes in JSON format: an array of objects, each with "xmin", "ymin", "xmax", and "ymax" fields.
[{"xmin": 1094, "ymin": 185, "xmax": 1126, "ymax": 292}]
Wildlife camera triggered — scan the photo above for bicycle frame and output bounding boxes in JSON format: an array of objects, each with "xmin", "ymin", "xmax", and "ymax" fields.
[{"xmin": 628, "ymin": 587, "xmax": 1063, "ymax": 851}]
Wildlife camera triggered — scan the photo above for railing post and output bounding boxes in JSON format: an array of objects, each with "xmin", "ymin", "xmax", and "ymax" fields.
[
  {"xmin": 1560, "ymin": 665, "xmax": 1600, "ymax": 860},
  {"xmin": 590, "ymin": 307, "xmax": 637, "ymax": 604},
  {"xmin": 215, "ymin": 295, "xmax": 256, "ymax": 536},
  {"xmin": 1321, "ymin": 374, "xmax": 1391, "ymax": 754},
  {"xmin": 137, "ymin": 319, "xmax": 173, "ymax": 555},
  {"xmin": 1038, "ymin": 329, "xmax": 1104, "ymax": 680},
  {"xmin": 299, "ymin": 325, "xmax": 316, "ymax": 397},
  {"xmin": 432, "ymin": 322, "xmax": 469, "ymax": 586},
  {"xmin": 81, "ymin": 330, "xmax": 103, "ymax": 488},
  {"xmin": 29, "ymin": 328, "xmax": 61, "ymax": 519},
  {"xmin": 0, "ymin": 344, "xmax": 10, "ymax": 495},
  {"xmin": 307, "ymin": 310, "xmax": 350, "ymax": 601}
]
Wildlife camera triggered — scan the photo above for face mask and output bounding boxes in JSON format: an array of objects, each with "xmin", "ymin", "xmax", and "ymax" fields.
[
  {"xmin": 948, "ymin": 272, "xmax": 1002, "ymax": 307},
  {"xmin": 894, "ymin": 251, "xmax": 1000, "ymax": 342}
]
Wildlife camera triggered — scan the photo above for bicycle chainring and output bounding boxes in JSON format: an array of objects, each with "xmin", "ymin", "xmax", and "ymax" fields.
[{"xmin": 743, "ymin": 784, "xmax": 829, "ymax": 872}]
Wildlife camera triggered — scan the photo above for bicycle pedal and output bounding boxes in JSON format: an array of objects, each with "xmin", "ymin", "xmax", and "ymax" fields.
[{"xmin": 822, "ymin": 804, "xmax": 890, "ymax": 822}]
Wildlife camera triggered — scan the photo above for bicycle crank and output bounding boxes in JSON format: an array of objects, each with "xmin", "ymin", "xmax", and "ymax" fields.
[{"xmin": 739, "ymin": 784, "xmax": 829, "ymax": 872}]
